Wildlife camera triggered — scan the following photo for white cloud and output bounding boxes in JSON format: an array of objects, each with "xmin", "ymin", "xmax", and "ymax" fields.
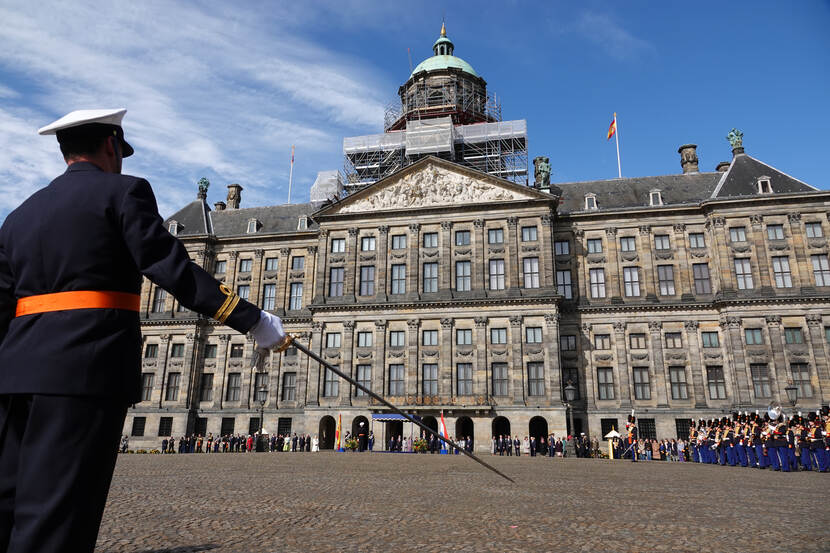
[
  {"xmin": 571, "ymin": 11, "xmax": 653, "ymax": 61},
  {"xmin": 0, "ymin": 1, "xmax": 389, "ymax": 218}
]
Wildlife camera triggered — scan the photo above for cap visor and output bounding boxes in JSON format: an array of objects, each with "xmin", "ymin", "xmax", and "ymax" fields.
[{"xmin": 121, "ymin": 139, "xmax": 134, "ymax": 157}]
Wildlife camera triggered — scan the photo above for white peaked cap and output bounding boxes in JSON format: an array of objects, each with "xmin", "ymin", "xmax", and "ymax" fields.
[{"xmin": 38, "ymin": 108, "xmax": 127, "ymax": 135}]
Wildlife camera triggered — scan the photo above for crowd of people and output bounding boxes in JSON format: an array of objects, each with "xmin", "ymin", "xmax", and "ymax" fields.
[{"xmin": 120, "ymin": 433, "xmax": 321, "ymax": 454}]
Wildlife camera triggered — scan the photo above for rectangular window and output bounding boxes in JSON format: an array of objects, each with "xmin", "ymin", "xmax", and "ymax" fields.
[
  {"xmin": 675, "ymin": 419, "xmax": 691, "ymax": 441},
  {"xmin": 281, "ymin": 372, "xmax": 296, "ymax": 400},
  {"xmin": 131, "ymin": 417, "xmax": 146, "ymax": 437},
  {"xmin": 329, "ymin": 267, "xmax": 344, "ymax": 297},
  {"xmin": 639, "ymin": 419, "xmax": 657, "ymax": 441},
  {"xmin": 489, "ymin": 259, "xmax": 505, "ymax": 290},
  {"xmin": 199, "ymin": 373, "xmax": 213, "ymax": 402},
  {"xmin": 289, "ymin": 283, "xmax": 303, "ymax": 310},
  {"xmin": 669, "ymin": 367, "xmax": 688, "ymax": 400},
  {"xmin": 170, "ymin": 343, "xmax": 184, "ymax": 358},
  {"xmin": 629, "ymin": 333, "xmax": 646, "ymax": 349},
  {"xmin": 144, "ymin": 344, "xmax": 158, "ymax": 358},
  {"xmin": 620, "ymin": 236, "xmax": 636, "ymax": 252},
  {"xmin": 389, "ymin": 331, "xmax": 405, "ymax": 347},
  {"xmin": 357, "ymin": 331, "xmax": 373, "ymax": 348},
  {"xmin": 488, "ymin": 228, "xmax": 504, "ymax": 244},
  {"xmin": 422, "ymin": 330, "xmax": 438, "ymax": 346},
  {"xmin": 276, "ymin": 418, "xmax": 292, "ymax": 436},
  {"xmin": 248, "ymin": 417, "xmax": 261, "ymax": 436},
  {"xmin": 389, "ymin": 364, "xmax": 405, "ymax": 395},
  {"xmin": 597, "ymin": 368, "xmax": 615, "ymax": 400},
  {"xmin": 654, "ymin": 234, "xmax": 670, "ymax": 250},
  {"xmin": 693, "ymin": 263, "xmax": 711, "ymax": 294},
  {"xmin": 291, "ymin": 256, "xmax": 304, "ymax": 270},
  {"xmin": 633, "ymin": 367, "xmax": 650, "ymax": 400},
  {"xmin": 701, "ymin": 331, "xmax": 720, "ymax": 348},
  {"xmin": 455, "ymin": 230, "xmax": 470, "ymax": 246},
  {"xmin": 665, "ymin": 332, "xmax": 682, "ymax": 348},
  {"xmin": 236, "ymin": 284, "xmax": 250, "ymax": 301},
  {"xmin": 784, "ymin": 327, "xmax": 803, "ymax": 344},
  {"xmin": 805, "ymin": 222, "xmax": 823, "ymax": 238},
  {"xmin": 560, "ymin": 335, "xmax": 576, "ymax": 351},
  {"xmin": 361, "ymin": 236, "xmax": 376, "ymax": 251},
  {"xmin": 554, "ymin": 240, "xmax": 570, "ymax": 255},
  {"xmin": 525, "ymin": 327, "xmax": 542, "ymax": 343},
  {"xmin": 262, "ymin": 283, "xmax": 276, "ymax": 310},
  {"xmin": 521, "ymin": 226, "xmax": 538, "ymax": 242},
  {"xmin": 791, "ymin": 363, "xmax": 813, "ymax": 398},
  {"xmin": 734, "ymin": 258, "xmax": 754, "ymax": 289},
  {"xmin": 750, "ymin": 364, "xmax": 771, "ymax": 398},
  {"xmin": 323, "ymin": 367, "xmax": 339, "ymax": 397},
  {"xmin": 589, "ymin": 268, "xmax": 606, "ymax": 298},
  {"xmin": 492, "ymin": 363, "xmax": 508, "ymax": 396},
  {"xmin": 455, "ymin": 261, "xmax": 471, "ymax": 292},
  {"xmin": 729, "ymin": 226, "xmax": 747, "ymax": 242},
  {"xmin": 158, "ymin": 417, "xmax": 173, "ymax": 437},
  {"xmin": 423, "ymin": 262, "xmax": 438, "ymax": 293},
  {"xmin": 422, "ymin": 232, "xmax": 438, "ymax": 248},
  {"xmin": 265, "ymin": 257, "xmax": 278, "ymax": 271},
  {"xmin": 587, "ymin": 238, "xmax": 603, "ymax": 254},
  {"xmin": 707, "ymin": 366, "xmax": 727, "ymax": 399},
  {"xmin": 766, "ymin": 224, "xmax": 784, "ymax": 240},
  {"xmin": 490, "ymin": 328, "xmax": 507, "ymax": 344},
  {"xmin": 239, "ymin": 258, "xmax": 252, "ymax": 273},
  {"xmin": 772, "ymin": 257, "xmax": 793, "ymax": 288},
  {"xmin": 220, "ymin": 417, "xmax": 235, "ymax": 437},
  {"xmin": 229, "ymin": 343, "xmax": 243, "ymax": 358},
  {"xmin": 152, "ymin": 288, "xmax": 166, "ymax": 313},
  {"xmin": 356, "ymin": 364, "xmax": 371, "ymax": 396},
  {"xmin": 214, "ymin": 260, "xmax": 227, "ymax": 275},
  {"xmin": 556, "ymin": 270, "xmax": 573, "ymax": 299},
  {"xmin": 325, "ymin": 332, "xmax": 341, "ymax": 348},
  {"xmin": 422, "ymin": 364, "xmax": 438, "ymax": 395},
  {"xmin": 253, "ymin": 372, "xmax": 269, "ymax": 400},
  {"xmin": 689, "ymin": 233, "xmax": 705, "ymax": 249},
  {"xmin": 457, "ymin": 363, "xmax": 473, "ymax": 395},
  {"xmin": 456, "ymin": 329, "xmax": 472, "ymax": 345},
  {"xmin": 141, "ymin": 373, "xmax": 154, "ymax": 401},
  {"xmin": 594, "ymin": 334, "xmax": 611, "ymax": 350},
  {"xmin": 623, "ymin": 267, "xmax": 640, "ymax": 297},
  {"xmin": 600, "ymin": 418, "xmax": 618, "ymax": 439},
  {"xmin": 745, "ymin": 328, "xmax": 763, "ymax": 345},
  {"xmin": 226, "ymin": 373, "xmax": 241, "ymax": 401},
  {"xmin": 528, "ymin": 362, "xmax": 545, "ymax": 396},
  {"xmin": 359, "ymin": 266, "xmax": 375, "ymax": 296},
  {"xmin": 657, "ymin": 265, "xmax": 676, "ymax": 295},
  {"xmin": 523, "ymin": 257, "xmax": 540, "ymax": 288},
  {"xmin": 812, "ymin": 254, "xmax": 830, "ymax": 286},
  {"xmin": 391, "ymin": 234, "xmax": 407, "ymax": 249},
  {"xmin": 391, "ymin": 264, "xmax": 406, "ymax": 295},
  {"xmin": 330, "ymin": 238, "xmax": 346, "ymax": 253}
]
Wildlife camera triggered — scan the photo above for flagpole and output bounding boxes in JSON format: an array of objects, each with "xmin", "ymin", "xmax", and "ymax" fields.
[
  {"xmin": 287, "ymin": 145, "xmax": 295, "ymax": 204},
  {"xmin": 614, "ymin": 113, "xmax": 621, "ymax": 178}
]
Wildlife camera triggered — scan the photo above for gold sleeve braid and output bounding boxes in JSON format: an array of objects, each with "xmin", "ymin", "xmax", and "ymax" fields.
[{"xmin": 213, "ymin": 284, "xmax": 240, "ymax": 324}]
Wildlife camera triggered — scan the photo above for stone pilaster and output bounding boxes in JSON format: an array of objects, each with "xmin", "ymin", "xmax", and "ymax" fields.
[
  {"xmin": 251, "ymin": 249, "xmax": 265, "ymax": 308},
  {"xmin": 376, "ymin": 226, "xmax": 389, "ymax": 301},
  {"xmin": 506, "ymin": 217, "xmax": 520, "ymax": 295},
  {"xmin": 226, "ymin": 251, "xmax": 239, "ymax": 292},
  {"xmin": 313, "ymin": 229, "xmax": 329, "ymax": 304},
  {"xmin": 406, "ymin": 319, "xmax": 420, "ymax": 397},
  {"xmin": 340, "ymin": 320, "xmax": 355, "ymax": 406},
  {"xmin": 788, "ymin": 212, "xmax": 808, "ymax": 289},
  {"xmin": 407, "ymin": 224, "xmax": 421, "ymax": 301},
  {"xmin": 673, "ymin": 224, "xmax": 692, "ymax": 298},
  {"xmin": 574, "ymin": 229, "xmax": 587, "ymax": 303},
  {"xmin": 765, "ymin": 315, "xmax": 785, "ymax": 403},
  {"xmin": 213, "ymin": 334, "xmax": 229, "ymax": 409},
  {"xmin": 303, "ymin": 246, "xmax": 317, "ymax": 307},
  {"xmin": 344, "ymin": 228, "xmax": 359, "ymax": 301},
  {"xmin": 509, "ymin": 315, "xmax": 525, "ymax": 404},
  {"xmin": 181, "ymin": 331, "xmax": 199, "ymax": 409},
  {"xmin": 373, "ymin": 320, "xmax": 387, "ymax": 398},
  {"xmin": 638, "ymin": 225, "xmax": 656, "ymax": 300},
  {"xmin": 544, "ymin": 313, "xmax": 563, "ymax": 406},
  {"xmin": 806, "ymin": 314, "xmax": 829, "ymax": 401},
  {"xmin": 707, "ymin": 216, "xmax": 732, "ymax": 295},
  {"xmin": 613, "ymin": 322, "xmax": 631, "ymax": 405},
  {"xmin": 722, "ymin": 316, "xmax": 751, "ymax": 405},
  {"xmin": 472, "ymin": 219, "xmax": 485, "ymax": 297},
  {"xmin": 750, "ymin": 215, "xmax": 772, "ymax": 292},
  {"xmin": 605, "ymin": 227, "xmax": 622, "ymax": 300},
  {"xmin": 581, "ymin": 323, "xmax": 596, "ymax": 409},
  {"xmin": 439, "ymin": 222, "xmax": 452, "ymax": 298},
  {"xmin": 307, "ymin": 322, "xmax": 324, "ymax": 406},
  {"xmin": 276, "ymin": 248, "xmax": 290, "ymax": 314},
  {"xmin": 474, "ymin": 317, "xmax": 488, "ymax": 397},
  {"xmin": 684, "ymin": 321, "xmax": 707, "ymax": 407},
  {"xmin": 648, "ymin": 321, "xmax": 669, "ymax": 406},
  {"xmin": 155, "ymin": 334, "xmax": 171, "ymax": 408},
  {"xmin": 241, "ymin": 335, "xmax": 256, "ymax": 409},
  {"xmin": 440, "ymin": 318, "xmax": 454, "ymax": 396},
  {"xmin": 540, "ymin": 214, "xmax": 554, "ymax": 288}
]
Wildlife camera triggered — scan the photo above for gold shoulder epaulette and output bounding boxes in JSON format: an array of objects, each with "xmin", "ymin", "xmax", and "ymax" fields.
[{"xmin": 214, "ymin": 284, "xmax": 241, "ymax": 324}]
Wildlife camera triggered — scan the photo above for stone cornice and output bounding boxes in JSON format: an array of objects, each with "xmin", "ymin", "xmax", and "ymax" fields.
[
  {"xmin": 309, "ymin": 294, "xmax": 560, "ymax": 313},
  {"xmin": 575, "ymin": 294, "xmax": 830, "ymax": 314}
]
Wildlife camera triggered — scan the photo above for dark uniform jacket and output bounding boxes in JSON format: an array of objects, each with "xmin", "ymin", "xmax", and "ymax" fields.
[{"xmin": 0, "ymin": 163, "xmax": 260, "ymax": 404}]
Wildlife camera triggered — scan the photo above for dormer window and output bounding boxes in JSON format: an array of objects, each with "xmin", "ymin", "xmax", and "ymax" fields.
[
  {"xmin": 168, "ymin": 221, "xmax": 179, "ymax": 235},
  {"xmin": 246, "ymin": 219, "xmax": 259, "ymax": 234},
  {"xmin": 757, "ymin": 177, "xmax": 772, "ymax": 194},
  {"xmin": 584, "ymin": 194, "xmax": 597, "ymax": 210},
  {"xmin": 297, "ymin": 215, "xmax": 308, "ymax": 230},
  {"xmin": 649, "ymin": 189, "xmax": 663, "ymax": 206}
]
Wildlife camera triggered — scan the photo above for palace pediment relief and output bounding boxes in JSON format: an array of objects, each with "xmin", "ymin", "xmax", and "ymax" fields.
[{"xmin": 331, "ymin": 159, "xmax": 545, "ymax": 215}]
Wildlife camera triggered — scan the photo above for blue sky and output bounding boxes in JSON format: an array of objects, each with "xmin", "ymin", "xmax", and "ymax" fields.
[{"xmin": 0, "ymin": 1, "xmax": 828, "ymax": 219}]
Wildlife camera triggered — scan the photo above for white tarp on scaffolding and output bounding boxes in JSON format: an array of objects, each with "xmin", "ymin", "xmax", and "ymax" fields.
[
  {"xmin": 343, "ymin": 131, "xmax": 405, "ymax": 154},
  {"xmin": 310, "ymin": 170, "xmax": 344, "ymax": 202},
  {"xmin": 455, "ymin": 119, "xmax": 527, "ymax": 144},
  {"xmin": 405, "ymin": 116, "xmax": 454, "ymax": 156}
]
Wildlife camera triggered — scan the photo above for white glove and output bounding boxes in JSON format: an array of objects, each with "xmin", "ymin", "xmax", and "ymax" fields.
[{"xmin": 250, "ymin": 310, "xmax": 288, "ymax": 350}]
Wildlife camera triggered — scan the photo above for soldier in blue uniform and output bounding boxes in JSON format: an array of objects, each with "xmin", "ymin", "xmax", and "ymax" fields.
[{"xmin": 0, "ymin": 109, "xmax": 290, "ymax": 553}]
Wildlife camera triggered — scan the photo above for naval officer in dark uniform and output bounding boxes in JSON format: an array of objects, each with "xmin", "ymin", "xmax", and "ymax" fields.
[{"xmin": 0, "ymin": 109, "xmax": 290, "ymax": 553}]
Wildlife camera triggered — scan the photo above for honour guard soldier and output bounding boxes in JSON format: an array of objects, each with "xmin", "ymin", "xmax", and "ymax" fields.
[
  {"xmin": 626, "ymin": 411, "xmax": 638, "ymax": 462},
  {"xmin": 0, "ymin": 109, "xmax": 290, "ymax": 552}
]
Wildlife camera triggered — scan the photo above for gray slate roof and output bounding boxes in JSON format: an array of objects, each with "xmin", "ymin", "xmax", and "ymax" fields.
[
  {"xmin": 712, "ymin": 153, "xmax": 817, "ymax": 198},
  {"xmin": 165, "ymin": 202, "xmax": 318, "ymax": 238},
  {"xmin": 165, "ymin": 199, "xmax": 211, "ymax": 237}
]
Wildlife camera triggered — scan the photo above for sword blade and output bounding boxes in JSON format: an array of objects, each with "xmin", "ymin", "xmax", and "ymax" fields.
[{"xmin": 291, "ymin": 340, "xmax": 515, "ymax": 484}]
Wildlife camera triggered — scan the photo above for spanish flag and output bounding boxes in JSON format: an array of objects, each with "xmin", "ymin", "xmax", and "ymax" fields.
[{"xmin": 607, "ymin": 113, "xmax": 617, "ymax": 140}]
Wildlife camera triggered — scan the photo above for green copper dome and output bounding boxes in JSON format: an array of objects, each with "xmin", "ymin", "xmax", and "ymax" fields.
[{"xmin": 410, "ymin": 24, "xmax": 479, "ymax": 78}]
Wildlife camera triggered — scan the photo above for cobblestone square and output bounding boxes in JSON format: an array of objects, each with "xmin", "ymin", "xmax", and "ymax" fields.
[{"xmin": 96, "ymin": 452, "xmax": 828, "ymax": 552}]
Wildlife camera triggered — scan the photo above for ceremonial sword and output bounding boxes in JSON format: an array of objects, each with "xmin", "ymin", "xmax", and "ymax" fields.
[{"xmin": 251, "ymin": 341, "xmax": 515, "ymax": 484}]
